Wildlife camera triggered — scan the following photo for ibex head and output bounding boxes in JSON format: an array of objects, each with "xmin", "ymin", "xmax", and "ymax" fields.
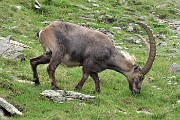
[{"xmin": 126, "ymin": 22, "xmax": 156, "ymax": 95}]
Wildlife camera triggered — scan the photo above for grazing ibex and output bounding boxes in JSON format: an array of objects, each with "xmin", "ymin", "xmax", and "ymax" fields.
[{"xmin": 30, "ymin": 21, "xmax": 156, "ymax": 95}]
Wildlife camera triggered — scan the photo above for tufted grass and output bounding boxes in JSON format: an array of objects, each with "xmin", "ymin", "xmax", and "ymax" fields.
[{"xmin": 0, "ymin": 0, "xmax": 180, "ymax": 119}]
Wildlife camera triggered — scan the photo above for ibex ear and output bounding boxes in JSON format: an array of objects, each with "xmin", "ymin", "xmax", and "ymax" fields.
[{"xmin": 134, "ymin": 64, "xmax": 140, "ymax": 72}]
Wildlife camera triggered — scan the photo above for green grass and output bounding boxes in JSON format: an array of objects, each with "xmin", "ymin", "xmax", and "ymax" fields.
[{"xmin": 0, "ymin": 0, "xmax": 180, "ymax": 119}]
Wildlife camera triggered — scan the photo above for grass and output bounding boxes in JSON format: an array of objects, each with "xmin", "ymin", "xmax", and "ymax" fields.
[{"xmin": 0, "ymin": 0, "xmax": 180, "ymax": 119}]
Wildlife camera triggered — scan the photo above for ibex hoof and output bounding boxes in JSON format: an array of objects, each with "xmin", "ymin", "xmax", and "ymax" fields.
[
  {"xmin": 35, "ymin": 82, "xmax": 40, "ymax": 86},
  {"xmin": 96, "ymin": 89, "xmax": 101, "ymax": 93},
  {"xmin": 33, "ymin": 78, "xmax": 40, "ymax": 86},
  {"xmin": 52, "ymin": 86, "xmax": 60, "ymax": 90},
  {"xmin": 74, "ymin": 86, "xmax": 82, "ymax": 92}
]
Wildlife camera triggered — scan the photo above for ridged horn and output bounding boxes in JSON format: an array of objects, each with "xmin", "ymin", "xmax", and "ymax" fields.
[{"xmin": 136, "ymin": 22, "xmax": 156, "ymax": 75}]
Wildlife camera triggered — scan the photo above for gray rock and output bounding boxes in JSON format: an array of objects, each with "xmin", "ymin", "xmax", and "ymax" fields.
[
  {"xmin": 122, "ymin": 37, "xmax": 140, "ymax": 44},
  {"xmin": 35, "ymin": 0, "xmax": 41, "ymax": 9},
  {"xmin": 40, "ymin": 90, "xmax": 66, "ymax": 103},
  {"xmin": 92, "ymin": 4, "xmax": 99, "ymax": 7},
  {"xmin": 176, "ymin": 26, "xmax": 180, "ymax": 33},
  {"xmin": 127, "ymin": 26, "xmax": 134, "ymax": 32},
  {"xmin": 0, "ymin": 108, "xmax": 6, "ymax": 120},
  {"xmin": 0, "ymin": 98, "xmax": 22, "ymax": 116},
  {"xmin": 112, "ymin": 27, "xmax": 121, "ymax": 30},
  {"xmin": 0, "ymin": 36, "xmax": 30, "ymax": 60},
  {"xmin": 136, "ymin": 108, "xmax": 152, "ymax": 115},
  {"xmin": 77, "ymin": 5, "xmax": 90, "ymax": 10},
  {"xmin": 158, "ymin": 42, "xmax": 167, "ymax": 47},
  {"xmin": 170, "ymin": 63, "xmax": 180, "ymax": 73},
  {"xmin": 157, "ymin": 34, "xmax": 166, "ymax": 40},
  {"xmin": 88, "ymin": 0, "xmax": 97, "ymax": 2},
  {"xmin": 41, "ymin": 21, "xmax": 52, "ymax": 25},
  {"xmin": 138, "ymin": 16, "xmax": 147, "ymax": 21},
  {"xmin": 40, "ymin": 90, "xmax": 95, "ymax": 103},
  {"xmin": 15, "ymin": 6, "xmax": 22, "ymax": 10},
  {"xmin": 166, "ymin": 48, "xmax": 179, "ymax": 53}
]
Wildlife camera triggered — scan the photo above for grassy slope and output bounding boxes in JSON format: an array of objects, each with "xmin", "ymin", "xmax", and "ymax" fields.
[{"xmin": 0, "ymin": 0, "xmax": 180, "ymax": 120}]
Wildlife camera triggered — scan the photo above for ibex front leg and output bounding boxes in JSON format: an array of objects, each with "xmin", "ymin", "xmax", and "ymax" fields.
[
  {"xmin": 30, "ymin": 52, "xmax": 51, "ymax": 86},
  {"xmin": 75, "ymin": 58, "xmax": 94, "ymax": 91},
  {"xmin": 47, "ymin": 51, "xmax": 62, "ymax": 90}
]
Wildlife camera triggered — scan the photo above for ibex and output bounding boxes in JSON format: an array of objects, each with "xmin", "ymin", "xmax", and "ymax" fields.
[{"xmin": 30, "ymin": 21, "xmax": 156, "ymax": 95}]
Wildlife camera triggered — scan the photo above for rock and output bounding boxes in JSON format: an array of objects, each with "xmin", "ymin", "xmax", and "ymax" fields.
[
  {"xmin": 122, "ymin": 37, "xmax": 140, "ymax": 44},
  {"xmin": 15, "ymin": 79, "xmax": 34, "ymax": 84},
  {"xmin": 15, "ymin": 6, "xmax": 22, "ymax": 10},
  {"xmin": 99, "ymin": 15, "xmax": 116, "ymax": 23},
  {"xmin": 35, "ymin": 0, "xmax": 41, "ymax": 9},
  {"xmin": 40, "ymin": 90, "xmax": 95, "ymax": 103},
  {"xmin": 170, "ymin": 63, "xmax": 180, "ymax": 73},
  {"xmin": 77, "ymin": 5, "xmax": 90, "ymax": 10},
  {"xmin": 92, "ymin": 4, "xmax": 99, "ymax": 7},
  {"xmin": 152, "ymin": 85, "xmax": 161, "ymax": 90},
  {"xmin": 40, "ymin": 90, "xmax": 66, "ymax": 103},
  {"xmin": 41, "ymin": 21, "xmax": 52, "ymax": 25},
  {"xmin": 138, "ymin": 16, "xmax": 147, "ymax": 21},
  {"xmin": 0, "ymin": 36, "xmax": 30, "ymax": 60},
  {"xmin": 0, "ymin": 98, "xmax": 22, "ymax": 116},
  {"xmin": 136, "ymin": 108, "xmax": 152, "ymax": 115},
  {"xmin": 158, "ymin": 42, "xmax": 167, "ymax": 47},
  {"xmin": 88, "ymin": 0, "xmax": 97, "ymax": 2},
  {"xmin": 166, "ymin": 48, "xmax": 179, "ymax": 53},
  {"xmin": 176, "ymin": 26, "xmax": 180, "ymax": 33},
  {"xmin": 157, "ymin": 34, "xmax": 166, "ymax": 40},
  {"xmin": 0, "ymin": 108, "xmax": 6, "ymax": 120},
  {"xmin": 127, "ymin": 24, "xmax": 134, "ymax": 32},
  {"xmin": 112, "ymin": 27, "xmax": 121, "ymax": 30}
]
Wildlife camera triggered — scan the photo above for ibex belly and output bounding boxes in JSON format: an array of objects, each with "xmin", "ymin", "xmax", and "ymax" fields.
[{"xmin": 61, "ymin": 54, "xmax": 80, "ymax": 67}]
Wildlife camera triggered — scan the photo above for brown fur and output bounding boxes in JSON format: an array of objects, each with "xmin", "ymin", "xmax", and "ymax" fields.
[{"xmin": 30, "ymin": 21, "xmax": 155, "ymax": 95}]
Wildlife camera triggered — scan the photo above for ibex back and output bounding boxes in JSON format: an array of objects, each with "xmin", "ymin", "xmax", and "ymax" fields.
[{"xmin": 30, "ymin": 21, "xmax": 156, "ymax": 95}]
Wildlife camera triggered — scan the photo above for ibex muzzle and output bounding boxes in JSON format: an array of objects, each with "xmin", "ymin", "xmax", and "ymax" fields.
[{"xmin": 30, "ymin": 21, "xmax": 156, "ymax": 95}]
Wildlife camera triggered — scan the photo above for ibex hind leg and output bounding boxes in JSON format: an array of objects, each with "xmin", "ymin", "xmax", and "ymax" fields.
[
  {"xmin": 30, "ymin": 51, "xmax": 51, "ymax": 86},
  {"xmin": 47, "ymin": 51, "xmax": 62, "ymax": 90}
]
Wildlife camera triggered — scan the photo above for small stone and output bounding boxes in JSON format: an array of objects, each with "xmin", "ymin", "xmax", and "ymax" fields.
[
  {"xmin": 92, "ymin": 4, "xmax": 99, "ymax": 7},
  {"xmin": 78, "ymin": 5, "xmax": 90, "ymax": 10},
  {"xmin": 15, "ymin": 6, "xmax": 22, "ymax": 10},
  {"xmin": 158, "ymin": 42, "xmax": 167, "ymax": 47},
  {"xmin": 122, "ymin": 37, "xmax": 137, "ymax": 44},
  {"xmin": 127, "ymin": 26, "xmax": 134, "ymax": 32},
  {"xmin": 35, "ymin": 0, "xmax": 41, "ymax": 9},
  {"xmin": 138, "ymin": 16, "xmax": 147, "ymax": 21},
  {"xmin": 41, "ymin": 21, "xmax": 52, "ymax": 25},
  {"xmin": 166, "ymin": 48, "xmax": 179, "ymax": 53},
  {"xmin": 88, "ymin": 0, "xmax": 97, "ymax": 2},
  {"xmin": 137, "ymin": 108, "xmax": 152, "ymax": 115},
  {"xmin": 0, "ymin": 108, "xmax": 6, "ymax": 120},
  {"xmin": 158, "ymin": 34, "xmax": 166, "ymax": 40},
  {"xmin": 112, "ymin": 27, "xmax": 121, "ymax": 30},
  {"xmin": 170, "ymin": 63, "xmax": 180, "ymax": 73},
  {"xmin": 148, "ymin": 77, "xmax": 154, "ymax": 81},
  {"xmin": 176, "ymin": 26, "xmax": 180, "ymax": 33}
]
